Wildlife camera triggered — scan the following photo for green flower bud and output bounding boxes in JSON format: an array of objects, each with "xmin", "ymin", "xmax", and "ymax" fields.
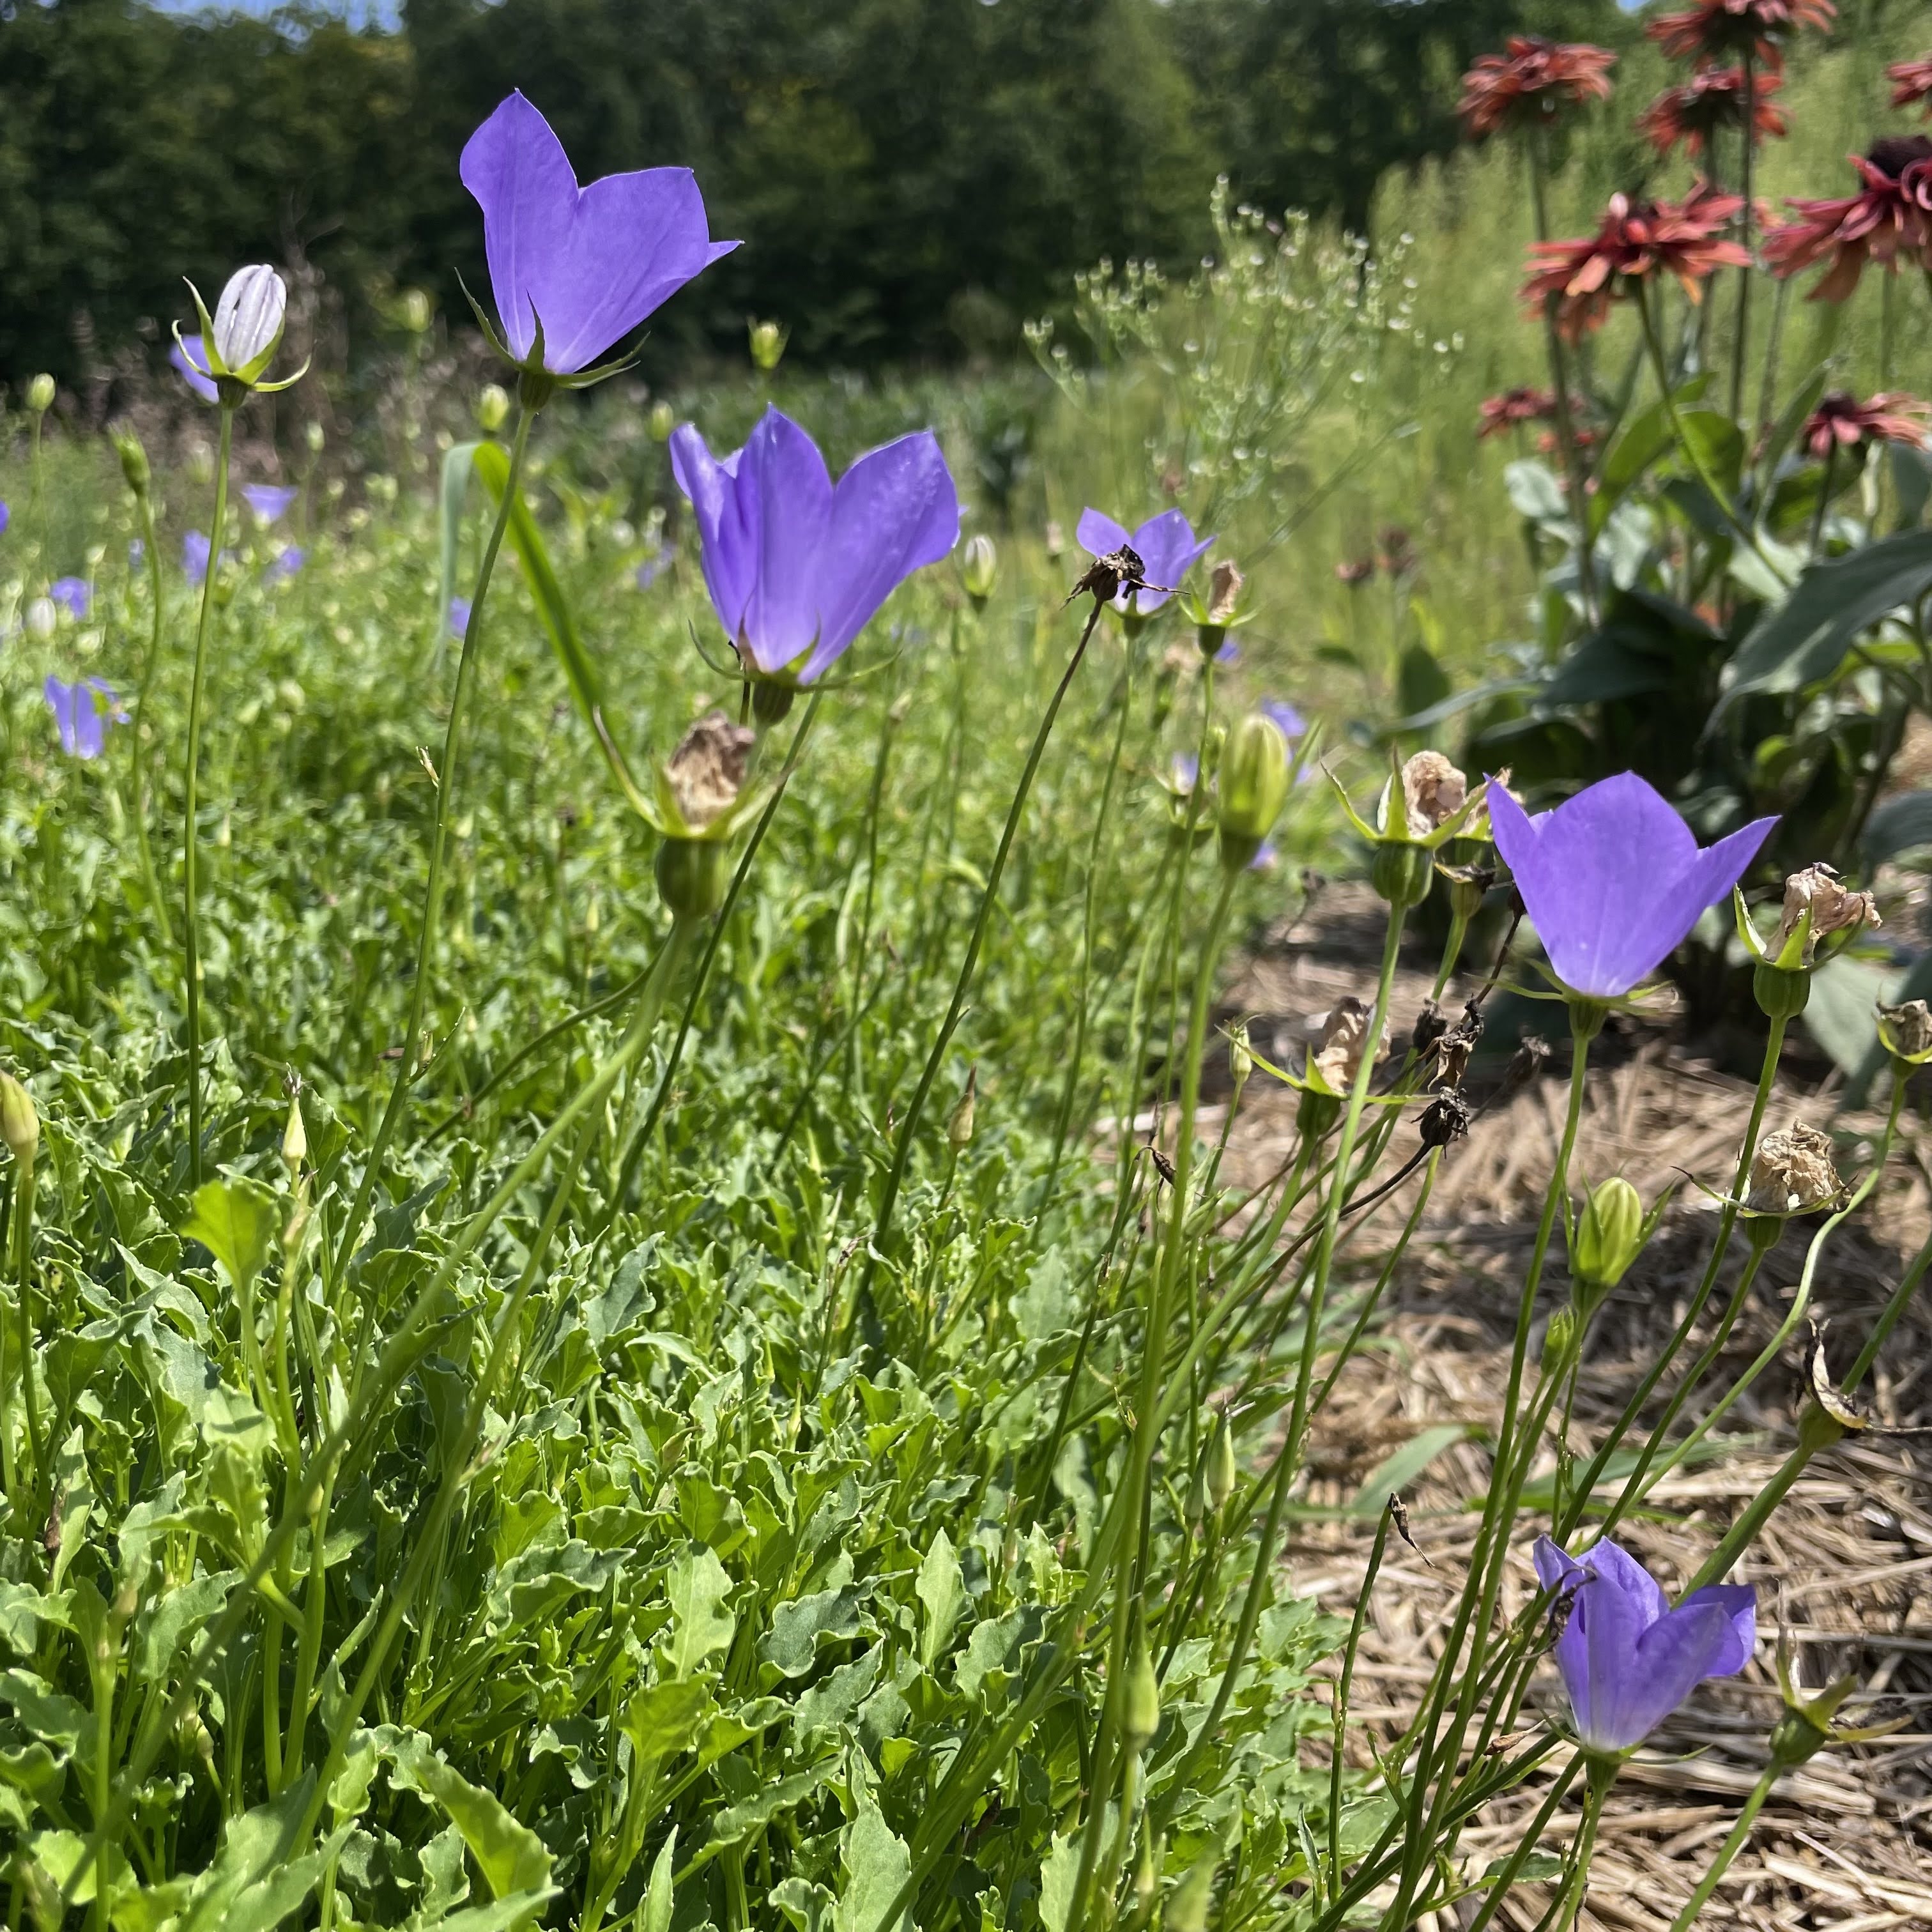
[
  {"xmin": 655, "ymin": 838, "xmax": 730, "ymax": 921},
  {"xmin": 748, "ymin": 319, "xmax": 788, "ymax": 374},
  {"xmin": 1438, "ymin": 860, "xmax": 1494, "ymax": 923},
  {"xmin": 648, "ymin": 399, "xmax": 677, "ymax": 443},
  {"xmin": 1572, "ymin": 1176, "xmax": 1644, "ymax": 1289},
  {"xmin": 476, "ymin": 384, "xmax": 512, "ymax": 434},
  {"xmin": 1753, "ymin": 960, "xmax": 1811, "ymax": 1021},
  {"xmin": 1206, "ymin": 1415, "xmax": 1236, "ymax": 1513},
  {"xmin": 26, "ymin": 373, "xmax": 56, "ymax": 415},
  {"xmin": 398, "ymin": 287, "xmax": 434, "ymax": 334},
  {"xmin": 1133, "ymin": 1831, "xmax": 1158, "ymax": 1920},
  {"xmin": 1217, "ymin": 712, "xmax": 1289, "ymax": 871},
  {"xmin": 1227, "ymin": 1022, "xmax": 1253, "ymax": 1103},
  {"xmin": 0, "ymin": 1073, "xmax": 39, "ymax": 1169},
  {"xmin": 1122, "ymin": 1636, "xmax": 1160, "ymax": 1749},
  {"xmin": 1370, "ymin": 839, "xmax": 1434, "ymax": 909},
  {"xmin": 282, "ymin": 1095, "xmax": 307, "ymax": 1173},
  {"xmin": 946, "ymin": 1069, "xmax": 976, "ymax": 1150},
  {"xmin": 305, "ymin": 420, "xmax": 325, "ymax": 454},
  {"xmin": 751, "ymin": 679, "xmax": 795, "ymax": 726},
  {"xmin": 112, "ymin": 427, "xmax": 151, "ymax": 496},
  {"xmin": 1543, "ymin": 1302, "xmax": 1577, "ymax": 1365},
  {"xmin": 960, "ymin": 533, "xmax": 999, "ymax": 606}
]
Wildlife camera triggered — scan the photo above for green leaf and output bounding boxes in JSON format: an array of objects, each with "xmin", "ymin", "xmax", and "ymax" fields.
[
  {"xmin": 180, "ymin": 1177, "xmax": 280, "ymax": 1293},
  {"xmin": 1759, "ymin": 364, "xmax": 1828, "ymax": 486},
  {"xmin": 832, "ymin": 1807, "xmax": 911, "ymax": 1932},
  {"xmin": 689, "ymin": 1767, "xmax": 832, "ymax": 1871},
  {"xmin": 1503, "ymin": 459, "xmax": 1569, "ymax": 529},
  {"xmin": 1350, "ymin": 1425, "xmax": 1470, "ymax": 1515},
  {"xmin": 1037, "ymin": 1832, "xmax": 1082, "ymax": 1932},
  {"xmin": 663, "ymin": 1546, "xmax": 736, "ymax": 1677},
  {"xmin": 620, "ymin": 1677, "xmax": 710, "ymax": 1778},
  {"xmin": 1588, "ymin": 373, "xmax": 1710, "ymax": 539},
  {"xmin": 760, "ymin": 1586, "xmax": 862, "ymax": 1678},
  {"xmin": 174, "ymin": 1776, "xmax": 337, "ymax": 1932},
  {"xmin": 641, "ymin": 1832, "xmax": 677, "ymax": 1932},
  {"xmin": 380, "ymin": 1727, "xmax": 552, "ymax": 1903},
  {"xmin": 1862, "ymin": 790, "xmax": 1932, "ymax": 868},
  {"xmin": 1802, "ymin": 955, "xmax": 1899, "ymax": 1080},
  {"xmin": 1724, "ymin": 529, "xmax": 1932, "ymax": 703},
  {"xmin": 472, "ymin": 441, "xmax": 606, "ymax": 730},
  {"xmin": 1484, "ymin": 1851, "xmax": 1567, "ymax": 1884},
  {"xmin": 916, "ymin": 1528, "xmax": 965, "ymax": 1669},
  {"xmin": 1674, "ymin": 409, "xmax": 1745, "ymax": 496}
]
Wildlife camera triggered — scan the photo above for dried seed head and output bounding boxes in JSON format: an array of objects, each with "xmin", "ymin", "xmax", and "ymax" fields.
[
  {"xmin": 1747, "ymin": 1123, "xmax": 1843, "ymax": 1216},
  {"xmin": 1066, "ymin": 544, "xmax": 1146, "ymax": 610},
  {"xmin": 666, "ymin": 709, "xmax": 755, "ymax": 831},
  {"xmin": 1206, "ymin": 559, "xmax": 1245, "ymax": 625},
  {"xmin": 1401, "ymin": 751, "xmax": 1467, "ymax": 839},
  {"xmin": 1313, "ymin": 996, "xmax": 1389, "ymax": 1092},
  {"xmin": 1775, "ymin": 864, "xmax": 1879, "ymax": 965},
  {"xmin": 1878, "ymin": 997, "xmax": 1932, "ymax": 1062},
  {"xmin": 1418, "ymin": 1090, "xmax": 1471, "ymax": 1149}
]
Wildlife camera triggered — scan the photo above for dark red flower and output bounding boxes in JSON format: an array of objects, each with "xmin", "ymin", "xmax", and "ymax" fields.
[
  {"xmin": 1638, "ymin": 66, "xmax": 1786, "ymax": 157},
  {"xmin": 1537, "ymin": 425, "xmax": 1599, "ymax": 456},
  {"xmin": 1458, "ymin": 36, "xmax": 1616, "ymax": 140},
  {"xmin": 1333, "ymin": 557, "xmax": 1376, "ymax": 588},
  {"xmin": 1521, "ymin": 185, "xmax": 1751, "ymax": 339},
  {"xmin": 1479, "ymin": 387, "xmax": 1558, "ymax": 436},
  {"xmin": 1800, "ymin": 390, "xmax": 1931, "ymax": 459},
  {"xmin": 1890, "ymin": 57, "xmax": 1932, "ymax": 114},
  {"xmin": 1763, "ymin": 137, "xmax": 1932, "ymax": 301},
  {"xmin": 1647, "ymin": 0, "xmax": 1835, "ymax": 74}
]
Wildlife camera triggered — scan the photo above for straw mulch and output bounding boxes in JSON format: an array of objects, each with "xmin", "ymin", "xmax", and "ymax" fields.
[{"xmin": 1205, "ymin": 884, "xmax": 1932, "ymax": 1931}]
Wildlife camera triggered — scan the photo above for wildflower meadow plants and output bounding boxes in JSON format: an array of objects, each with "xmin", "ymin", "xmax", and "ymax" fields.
[{"xmin": 0, "ymin": 55, "xmax": 1925, "ymax": 1932}]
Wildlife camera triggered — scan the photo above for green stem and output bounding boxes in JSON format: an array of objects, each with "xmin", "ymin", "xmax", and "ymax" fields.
[
  {"xmin": 1666, "ymin": 1765, "xmax": 1775, "ymax": 1932},
  {"xmin": 181, "ymin": 402, "xmax": 234, "ymax": 1188},
  {"xmin": 1729, "ymin": 53, "xmax": 1756, "ymax": 424},
  {"xmin": 1327, "ymin": 1506, "xmax": 1392, "ymax": 1888},
  {"xmin": 330, "ymin": 401, "xmax": 536, "ymax": 1281},
  {"xmin": 862, "ymin": 595, "xmax": 1103, "ymax": 1290},
  {"xmin": 130, "ymin": 483, "xmax": 173, "ymax": 949},
  {"xmin": 1460, "ymin": 1754, "xmax": 1587, "ymax": 1932},
  {"xmin": 12, "ymin": 1158, "xmax": 42, "ymax": 1506}
]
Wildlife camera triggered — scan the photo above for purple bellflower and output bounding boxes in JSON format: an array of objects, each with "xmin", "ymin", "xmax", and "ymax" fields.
[
  {"xmin": 1489, "ymin": 772, "xmax": 1775, "ymax": 999},
  {"xmin": 460, "ymin": 92, "xmax": 738, "ymax": 380},
  {"xmin": 1263, "ymin": 699, "xmax": 1307, "ymax": 740},
  {"xmin": 171, "ymin": 335, "xmax": 220, "ymax": 404},
  {"xmin": 1533, "ymin": 1536, "xmax": 1755, "ymax": 1755},
  {"xmin": 44, "ymin": 676, "xmax": 126, "ymax": 760},
  {"xmin": 183, "ymin": 532, "xmax": 233, "ymax": 586},
  {"xmin": 448, "ymin": 597, "xmax": 472, "ymax": 639},
  {"xmin": 671, "ymin": 406, "xmax": 959, "ymax": 686},
  {"xmin": 0, "ymin": 502, "xmax": 10, "ymax": 536},
  {"xmin": 49, "ymin": 578, "xmax": 93, "ymax": 621},
  {"xmin": 243, "ymin": 484, "xmax": 298, "ymax": 524},
  {"xmin": 1076, "ymin": 508, "xmax": 1215, "ymax": 616},
  {"xmin": 264, "ymin": 546, "xmax": 305, "ymax": 583}
]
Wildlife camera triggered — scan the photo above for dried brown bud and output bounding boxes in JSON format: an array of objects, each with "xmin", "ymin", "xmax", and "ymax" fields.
[
  {"xmin": 1775, "ymin": 864, "xmax": 1879, "ymax": 965},
  {"xmin": 1206, "ymin": 560, "xmax": 1245, "ymax": 625},
  {"xmin": 1066, "ymin": 545, "xmax": 1149, "ymax": 610},
  {"xmin": 1400, "ymin": 751, "xmax": 1467, "ymax": 839},
  {"xmin": 1312, "ymin": 996, "xmax": 1389, "ymax": 1093},
  {"xmin": 1418, "ymin": 1091, "xmax": 1471, "ymax": 1149},
  {"xmin": 1411, "ymin": 1000, "xmax": 1448, "ymax": 1057},
  {"xmin": 1878, "ymin": 997, "xmax": 1932, "ymax": 1061},
  {"xmin": 1747, "ymin": 1123, "xmax": 1843, "ymax": 1216},
  {"xmin": 666, "ymin": 710, "xmax": 756, "ymax": 832}
]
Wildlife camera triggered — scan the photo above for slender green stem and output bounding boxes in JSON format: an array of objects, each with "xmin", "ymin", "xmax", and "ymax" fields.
[
  {"xmin": 1460, "ymin": 1754, "xmax": 1586, "ymax": 1932},
  {"xmin": 11, "ymin": 1157, "xmax": 41, "ymax": 1507},
  {"xmin": 862, "ymin": 596, "xmax": 1102, "ymax": 1290},
  {"xmin": 129, "ymin": 482, "xmax": 173, "ymax": 949},
  {"xmin": 1666, "ymin": 1765, "xmax": 1774, "ymax": 1932},
  {"xmin": 1327, "ymin": 1506, "xmax": 1392, "ymax": 1887},
  {"xmin": 1729, "ymin": 54, "xmax": 1756, "ymax": 424},
  {"xmin": 329, "ymin": 402, "xmax": 535, "ymax": 1280},
  {"xmin": 1553, "ymin": 1759, "xmax": 1615, "ymax": 1931},
  {"xmin": 181, "ymin": 402, "xmax": 234, "ymax": 1188}
]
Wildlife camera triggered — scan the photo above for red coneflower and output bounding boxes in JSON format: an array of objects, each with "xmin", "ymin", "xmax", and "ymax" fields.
[
  {"xmin": 1521, "ymin": 185, "xmax": 1751, "ymax": 339},
  {"xmin": 1537, "ymin": 425, "xmax": 1599, "ymax": 457},
  {"xmin": 1647, "ymin": 0, "xmax": 1835, "ymax": 74},
  {"xmin": 1800, "ymin": 390, "xmax": 1931, "ymax": 459},
  {"xmin": 1638, "ymin": 66, "xmax": 1787, "ymax": 158},
  {"xmin": 1458, "ymin": 36, "xmax": 1617, "ymax": 141},
  {"xmin": 1763, "ymin": 137, "xmax": 1932, "ymax": 301},
  {"xmin": 1889, "ymin": 56, "xmax": 1932, "ymax": 115},
  {"xmin": 1478, "ymin": 387, "xmax": 1560, "ymax": 436}
]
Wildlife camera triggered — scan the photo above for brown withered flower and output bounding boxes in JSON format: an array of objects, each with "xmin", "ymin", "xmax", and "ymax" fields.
[
  {"xmin": 1647, "ymin": 0, "xmax": 1835, "ymax": 73},
  {"xmin": 1478, "ymin": 385, "xmax": 1565, "ymax": 438},
  {"xmin": 665, "ymin": 710, "xmax": 756, "ymax": 832},
  {"xmin": 1890, "ymin": 56, "xmax": 1932, "ymax": 115},
  {"xmin": 1747, "ymin": 1123, "xmax": 1843, "ymax": 1215},
  {"xmin": 1764, "ymin": 137, "xmax": 1932, "ymax": 303},
  {"xmin": 1206, "ymin": 559, "xmax": 1245, "ymax": 625},
  {"xmin": 1401, "ymin": 751, "xmax": 1468, "ymax": 839},
  {"xmin": 1774, "ymin": 862, "xmax": 1880, "ymax": 963},
  {"xmin": 1800, "ymin": 390, "xmax": 1931, "ymax": 459},
  {"xmin": 1312, "ymin": 996, "xmax": 1390, "ymax": 1094},
  {"xmin": 1877, "ymin": 998, "xmax": 1932, "ymax": 1061},
  {"xmin": 1638, "ymin": 65, "xmax": 1786, "ymax": 159}
]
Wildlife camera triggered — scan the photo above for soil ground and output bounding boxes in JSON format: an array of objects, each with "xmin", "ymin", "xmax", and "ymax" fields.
[{"xmin": 1206, "ymin": 882, "xmax": 1932, "ymax": 1931}]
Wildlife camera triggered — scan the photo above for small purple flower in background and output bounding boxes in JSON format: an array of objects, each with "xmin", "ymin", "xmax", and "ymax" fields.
[
  {"xmin": 1076, "ymin": 507, "xmax": 1215, "ymax": 615},
  {"xmin": 671, "ymin": 405, "xmax": 959, "ymax": 684},
  {"xmin": 0, "ymin": 502, "xmax": 10, "ymax": 536},
  {"xmin": 184, "ymin": 532, "xmax": 211, "ymax": 585},
  {"xmin": 1263, "ymin": 699, "xmax": 1307, "ymax": 740},
  {"xmin": 1215, "ymin": 638, "xmax": 1241, "ymax": 666},
  {"xmin": 171, "ymin": 335, "xmax": 219, "ymax": 404},
  {"xmin": 636, "ymin": 546, "xmax": 668, "ymax": 590},
  {"xmin": 242, "ymin": 484, "xmax": 298, "ymax": 525},
  {"xmin": 1489, "ymin": 772, "xmax": 1775, "ymax": 999},
  {"xmin": 460, "ymin": 91, "xmax": 739, "ymax": 377},
  {"xmin": 448, "ymin": 597, "xmax": 472, "ymax": 638},
  {"xmin": 1248, "ymin": 839, "xmax": 1278, "ymax": 872},
  {"xmin": 264, "ymin": 546, "xmax": 305, "ymax": 583},
  {"xmin": 1170, "ymin": 753, "xmax": 1200, "ymax": 794},
  {"xmin": 128, "ymin": 538, "xmax": 145, "ymax": 569},
  {"xmin": 1533, "ymin": 1536, "xmax": 1754, "ymax": 1754},
  {"xmin": 44, "ymin": 676, "xmax": 127, "ymax": 760},
  {"xmin": 49, "ymin": 578, "xmax": 93, "ymax": 621}
]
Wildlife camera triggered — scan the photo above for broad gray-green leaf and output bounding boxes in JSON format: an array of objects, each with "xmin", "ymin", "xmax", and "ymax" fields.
[
  {"xmin": 641, "ymin": 1830, "xmax": 677, "ymax": 1932},
  {"xmin": 1503, "ymin": 459, "xmax": 1569, "ymax": 528},
  {"xmin": 180, "ymin": 1176, "xmax": 280, "ymax": 1292},
  {"xmin": 760, "ymin": 1586, "xmax": 861, "ymax": 1678},
  {"xmin": 831, "ymin": 1806, "xmax": 910, "ymax": 1932},
  {"xmin": 1037, "ymin": 1832, "xmax": 1082, "ymax": 1932},
  {"xmin": 663, "ymin": 1546, "xmax": 735, "ymax": 1676},
  {"xmin": 1802, "ymin": 955, "xmax": 1899, "ymax": 1080},
  {"xmin": 174, "ymin": 1776, "xmax": 337, "ymax": 1932},
  {"xmin": 621, "ymin": 1677, "xmax": 710, "ymax": 1777},
  {"xmin": 1862, "ymin": 790, "xmax": 1932, "ymax": 868},
  {"xmin": 380, "ymin": 1727, "xmax": 552, "ymax": 1901},
  {"xmin": 916, "ymin": 1528, "xmax": 965, "ymax": 1669}
]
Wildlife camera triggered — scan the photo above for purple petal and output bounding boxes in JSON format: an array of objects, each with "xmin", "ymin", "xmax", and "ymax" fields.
[
  {"xmin": 50, "ymin": 578, "xmax": 92, "ymax": 621},
  {"xmin": 671, "ymin": 422, "xmax": 758, "ymax": 659},
  {"xmin": 1491, "ymin": 773, "xmax": 1775, "ymax": 999},
  {"xmin": 264, "ymin": 545, "xmax": 305, "ymax": 582},
  {"xmin": 1215, "ymin": 639, "xmax": 1241, "ymax": 666},
  {"xmin": 1680, "ymin": 1582, "xmax": 1757, "ymax": 1678},
  {"xmin": 43, "ymin": 677, "xmax": 79, "ymax": 756},
  {"xmin": 448, "ymin": 597, "xmax": 472, "ymax": 639},
  {"xmin": 1076, "ymin": 507, "xmax": 1132, "ymax": 559},
  {"xmin": 1602, "ymin": 1596, "xmax": 1754, "ymax": 1748},
  {"xmin": 1264, "ymin": 700, "xmax": 1307, "ymax": 740},
  {"xmin": 460, "ymin": 91, "xmax": 737, "ymax": 374},
  {"xmin": 243, "ymin": 484, "xmax": 298, "ymax": 523},
  {"xmin": 171, "ymin": 336, "xmax": 219, "ymax": 404},
  {"xmin": 1128, "ymin": 510, "xmax": 1214, "ymax": 613},
  {"xmin": 0, "ymin": 502, "xmax": 11, "ymax": 535},
  {"xmin": 803, "ymin": 430, "xmax": 959, "ymax": 680},
  {"xmin": 183, "ymin": 532, "xmax": 211, "ymax": 585}
]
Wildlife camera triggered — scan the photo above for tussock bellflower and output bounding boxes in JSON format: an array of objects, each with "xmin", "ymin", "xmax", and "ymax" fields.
[
  {"xmin": 671, "ymin": 405, "xmax": 959, "ymax": 689},
  {"xmin": 43, "ymin": 676, "xmax": 126, "ymax": 760},
  {"xmin": 1489, "ymin": 772, "xmax": 1775, "ymax": 998},
  {"xmin": 1075, "ymin": 507, "xmax": 1213, "ymax": 616}
]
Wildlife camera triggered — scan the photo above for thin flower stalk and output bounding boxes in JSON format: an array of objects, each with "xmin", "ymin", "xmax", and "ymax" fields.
[{"xmin": 125, "ymin": 466, "xmax": 173, "ymax": 947}]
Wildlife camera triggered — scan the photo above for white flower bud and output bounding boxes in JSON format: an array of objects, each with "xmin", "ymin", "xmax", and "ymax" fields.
[
  {"xmin": 212, "ymin": 266, "xmax": 288, "ymax": 380},
  {"xmin": 25, "ymin": 597, "xmax": 56, "ymax": 640},
  {"xmin": 26, "ymin": 374, "xmax": 56, "ymax": 414}
]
